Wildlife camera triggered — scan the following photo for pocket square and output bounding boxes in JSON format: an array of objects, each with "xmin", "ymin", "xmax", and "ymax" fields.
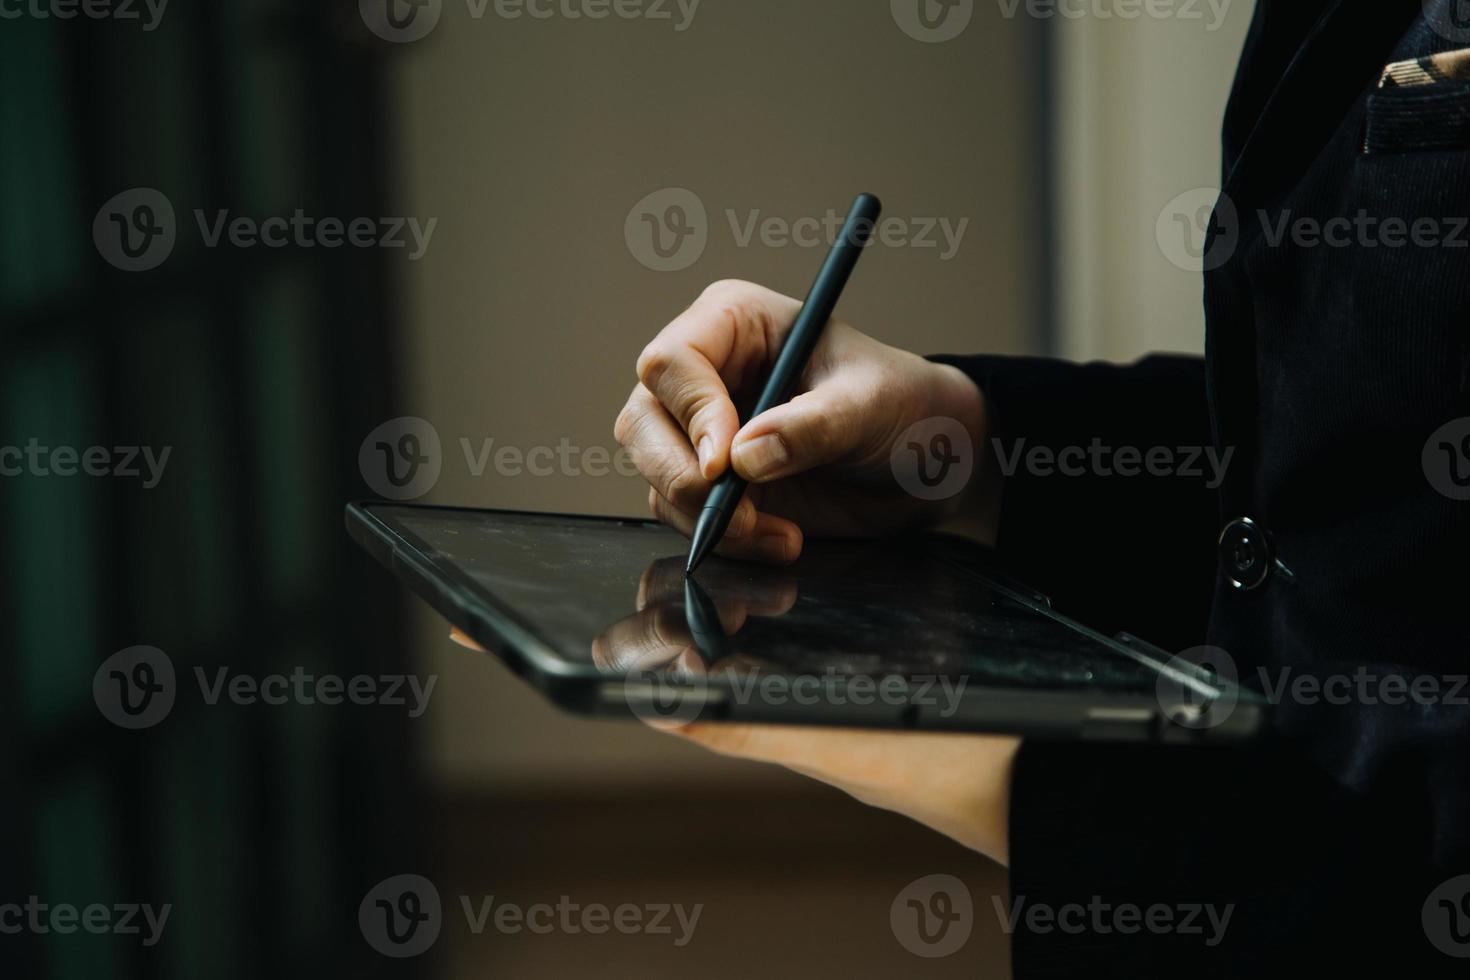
[
  {"xmin": 1379, "ymin": 48, "xmax": 1470, "ymax": 88},
  {"xmin": 1365, "ymin": 54, "xmax": 1470, "ymax": 154}
]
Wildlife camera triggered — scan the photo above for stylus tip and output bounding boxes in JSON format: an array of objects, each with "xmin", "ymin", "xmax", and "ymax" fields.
[
  {"xmin": 685, "ymin": 534, "xmax": 712, "ymax": 576},
  {"xmin": 686, "ymin": 506, "xmax": 724, "ymax": 576}
]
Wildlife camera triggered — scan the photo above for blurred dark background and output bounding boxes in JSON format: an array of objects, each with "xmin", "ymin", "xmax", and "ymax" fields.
[
  {"xmin": 0, "ymin": 1, "xmax": 1251, "ymax": 976},
  {"xmin": 2, "ymin": 3, "xmax": 424, "ymax": 976}
]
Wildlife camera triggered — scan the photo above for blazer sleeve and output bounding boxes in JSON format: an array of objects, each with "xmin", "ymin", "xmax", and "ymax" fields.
[
  {"xmin": 932, "ymin": 353, "xmax": 1459, "ymax": 977},
  {"xmin": 929, "ymin": 353, "xmax": 1218, "ymax": 651}
]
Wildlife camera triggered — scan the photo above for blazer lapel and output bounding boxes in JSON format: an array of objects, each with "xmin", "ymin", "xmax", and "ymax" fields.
[{"xmin": 1223, "ymin": 0, "xmax": 1420, "ymax": 205}]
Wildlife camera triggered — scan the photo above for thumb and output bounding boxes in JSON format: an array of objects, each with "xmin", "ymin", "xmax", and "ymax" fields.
[{"xmin": 730, "ymin": 385, "xmax": 868, "ymax": 483}]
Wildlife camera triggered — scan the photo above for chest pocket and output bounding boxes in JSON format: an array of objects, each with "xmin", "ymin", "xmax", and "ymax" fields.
[
  {"xmin": 1364, "ymin": 81, "xmax": 1470, "ymax": 154},
  {"xmin": 1345, "ymin": 116, "xmax": 1470, "ymax": 398}
]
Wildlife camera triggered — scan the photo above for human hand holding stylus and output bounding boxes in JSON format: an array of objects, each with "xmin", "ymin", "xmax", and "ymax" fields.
[{"xmin": 614, "ymin": 278, "xmax": 995, "ymax": 567}]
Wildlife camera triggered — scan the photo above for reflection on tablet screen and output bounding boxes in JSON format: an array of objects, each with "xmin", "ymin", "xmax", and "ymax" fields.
[{"xmin": 387, "ymin": 508, "xmax": 1161, "ymax": 693}]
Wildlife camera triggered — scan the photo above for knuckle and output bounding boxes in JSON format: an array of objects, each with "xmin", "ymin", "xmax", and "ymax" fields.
[
  {"xmin": 614, "ymin": 390, "xmax": 657, "ymax": 450},
  {"xmin": 787, "ymin": 391, "xmax": 840, "ymax": 454},
  {"xmin": 699, "ymin": 278, "xmax": 754, "ymax": 302},
  {"xmin": 713, "ymin": 302, "xmax": 759, "ymax": 349},
  {"xmin": 644, "ymin": 607, "xmax": 682, "ymax": 653},
  {"xmin": 742, "ymin": 298, "xmax": 777, "ymax": 348},
  {"xmin": 668, "ymin": 374, "xmax": 705, "ymax": 412},
  {"xmin": 797, "ymin": 411, "xmax": 832, "ymax": 454},
  {"xmin": 729, "ymin": 307, "xmax": 780, "ymax": 368},
  {"xmin": 613, "ymin": 400, "xmax": 639, "ymax": 447},
  {"xmin": 698, "ymin": 281, "xmax": 774, "ymax": 344},
  {"xmin": 684, "ymin": 390, "xmax": 723, "ymax": 436},
  {"xmin": 665, "ymin": 466, "xmax": 702, "ymax": 503},
  {"xmin": 655, "ymin": 374, "xmax": 718, "ymax": 429},
  {"xmin": 636, "ymin": 342, "xmax": 676, "ymax": 391}
]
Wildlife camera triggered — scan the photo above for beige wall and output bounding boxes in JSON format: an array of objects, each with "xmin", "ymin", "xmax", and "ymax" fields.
[
  {"xmin": 1053, "ymin": 1, "xmax": 1255, "ymax": 360},
  {"xmin": 389, "ymin": 0, "xmax": 1043, "ymax": 789}
]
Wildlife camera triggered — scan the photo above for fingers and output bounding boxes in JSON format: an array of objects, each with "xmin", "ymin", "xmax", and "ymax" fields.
[
  {"xmin": 636, "ymin": 345, "xmax": 740, "ymax": 480},
  {"xmin": 616, "ymin": 386, "xmax": 715, "ymax": 512},
  {"xmin": 619, "ymin": 384, "xmax": 773, "ymax": 529},
  {"xmin": 646, "ymin": 484, "xmax": 762, "ymax": 542},
  {"xmin": 636, "ymin": 558, "xmax": 689, "ymax": 610},
  {"xmin": 591, "ymin": 604, "xmax": 695, "ymax": 673},
  {"xmin": 648, "ymin": 486, "xmax": 802, "ymax": 564},
  {"xmin": 616, "ymin": 280, "xmax": 831, "ymax": 564},
  {"xmin": 631, "ymin": 281, "xmax": 800, "ymax": 479},
  {"xmin": 635, "ymin": 565, "xmax": 752, "ymax": 634},
  {"xmin": 611, "ymin": 398, "xmax": 803, "ymax": 559},
  {"xmin": 730, "ymin": 374, "xmax": 875, "ymax": 484}
]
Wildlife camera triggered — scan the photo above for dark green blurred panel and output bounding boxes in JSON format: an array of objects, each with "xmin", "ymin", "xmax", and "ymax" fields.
[
  {"xmin": 2, "ymin": 346, "xmax": 103, "ymax": 730},
  {"xmin": 277, "ymin": 654, "xmax": 333, "ymax": 956},
  {"xmin": 0, "ymin": 19, "xmax": 85, "ymax": 309},
  {"xmin": 127, "ymin": 310, "xmax": 236, "ymax": 649},
  {"xmin": 35, "ymin": 771, "xmax": 119, "ymax": 980},
  {"xmin": 93, "ymin": 6, "xmax": 210, "ymax": 260},
  {"xmin": 4, "ymin": 7, "xmax": 415, "ymax": 979},
  {"xmin": 233, "ymin": 45, "xmax": 307, "ymax": 216},
  {"xmin": 159, "ymin": 715, "xmax": 247, "ymax": 980},
  {"xmin": 249, "ymin": 271, "xmax": 326, "ymax": 606}
]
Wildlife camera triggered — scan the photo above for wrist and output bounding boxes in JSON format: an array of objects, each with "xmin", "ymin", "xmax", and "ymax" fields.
[
  {"xmin": 927, "ymin": 362, "xmax": 987, "ymax": 448},
  {"xmin": 924, "ymin": 361, "xmax": 1000, "ymax": 542}
]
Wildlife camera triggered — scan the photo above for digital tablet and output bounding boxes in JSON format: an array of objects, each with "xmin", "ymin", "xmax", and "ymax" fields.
[{"xmin": 346, "ymin": 502, "xmax": 1267, "ymax": 742}]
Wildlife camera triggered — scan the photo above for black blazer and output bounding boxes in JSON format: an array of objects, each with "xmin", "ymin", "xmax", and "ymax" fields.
[{"xmin": 940, "ymin": 1, "xmax": 1470, "ymax": 974}]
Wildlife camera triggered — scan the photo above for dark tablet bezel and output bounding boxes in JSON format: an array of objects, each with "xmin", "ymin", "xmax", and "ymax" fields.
[{"xmin": 346, "ymin": 501, "xmax": 1268, "ymax": 742}]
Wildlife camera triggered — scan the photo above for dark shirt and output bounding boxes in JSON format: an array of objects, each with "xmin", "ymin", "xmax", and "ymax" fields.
[{"xmin": 939, "ymin": 1, "xmax": 1470, "ymax": 973}]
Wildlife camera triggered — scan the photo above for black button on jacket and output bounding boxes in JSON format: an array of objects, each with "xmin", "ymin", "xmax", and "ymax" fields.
[{"xmin": 938, "ymin": 1, "xmax": 1470, "ymax": 974}]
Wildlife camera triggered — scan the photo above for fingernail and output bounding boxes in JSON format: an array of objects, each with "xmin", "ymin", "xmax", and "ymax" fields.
[
  {"xmin": 733, "ymin": 434, "xmax": 790, "ymax": 481},
  {"xmin": 697, "ymin": 436, "xmax": 714, "ymax": 475},
  {"xmin": 757, "ymin": 532, "xmax": 793, "ymax": 564}
]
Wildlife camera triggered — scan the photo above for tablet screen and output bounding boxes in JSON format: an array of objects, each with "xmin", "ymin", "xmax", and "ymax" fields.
[{"xmin": 373, "ymin": 505, "xmax": 1169, "ymax": 694}]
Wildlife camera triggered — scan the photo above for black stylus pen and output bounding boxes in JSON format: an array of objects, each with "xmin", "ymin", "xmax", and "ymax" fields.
[{"xmin": 685, "ymin": 192, "xmax": 882, "ymax": 575}]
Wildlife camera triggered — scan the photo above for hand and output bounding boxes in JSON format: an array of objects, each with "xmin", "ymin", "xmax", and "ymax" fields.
[
  {"xmin": 449, "ymin": 624, "xmax": 1018, "ymax": 866},
  {"xmin": 590, "ymin": 556, "xmax": 798, "ymax": 674},
  {"xmin": 453, "ymin": 548, "xmax": 1017, "ymax": 867},
  {"xmin": 596, "ymin": 281, "xmax": 1014, "ymax": 860},
  {"xmin": 663, "ymin": 723, "xmax": 1018, "ymax": 867},
  {"xmin": 614, "ymin": 279, "xmax": 995, "ymax": 564}
]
